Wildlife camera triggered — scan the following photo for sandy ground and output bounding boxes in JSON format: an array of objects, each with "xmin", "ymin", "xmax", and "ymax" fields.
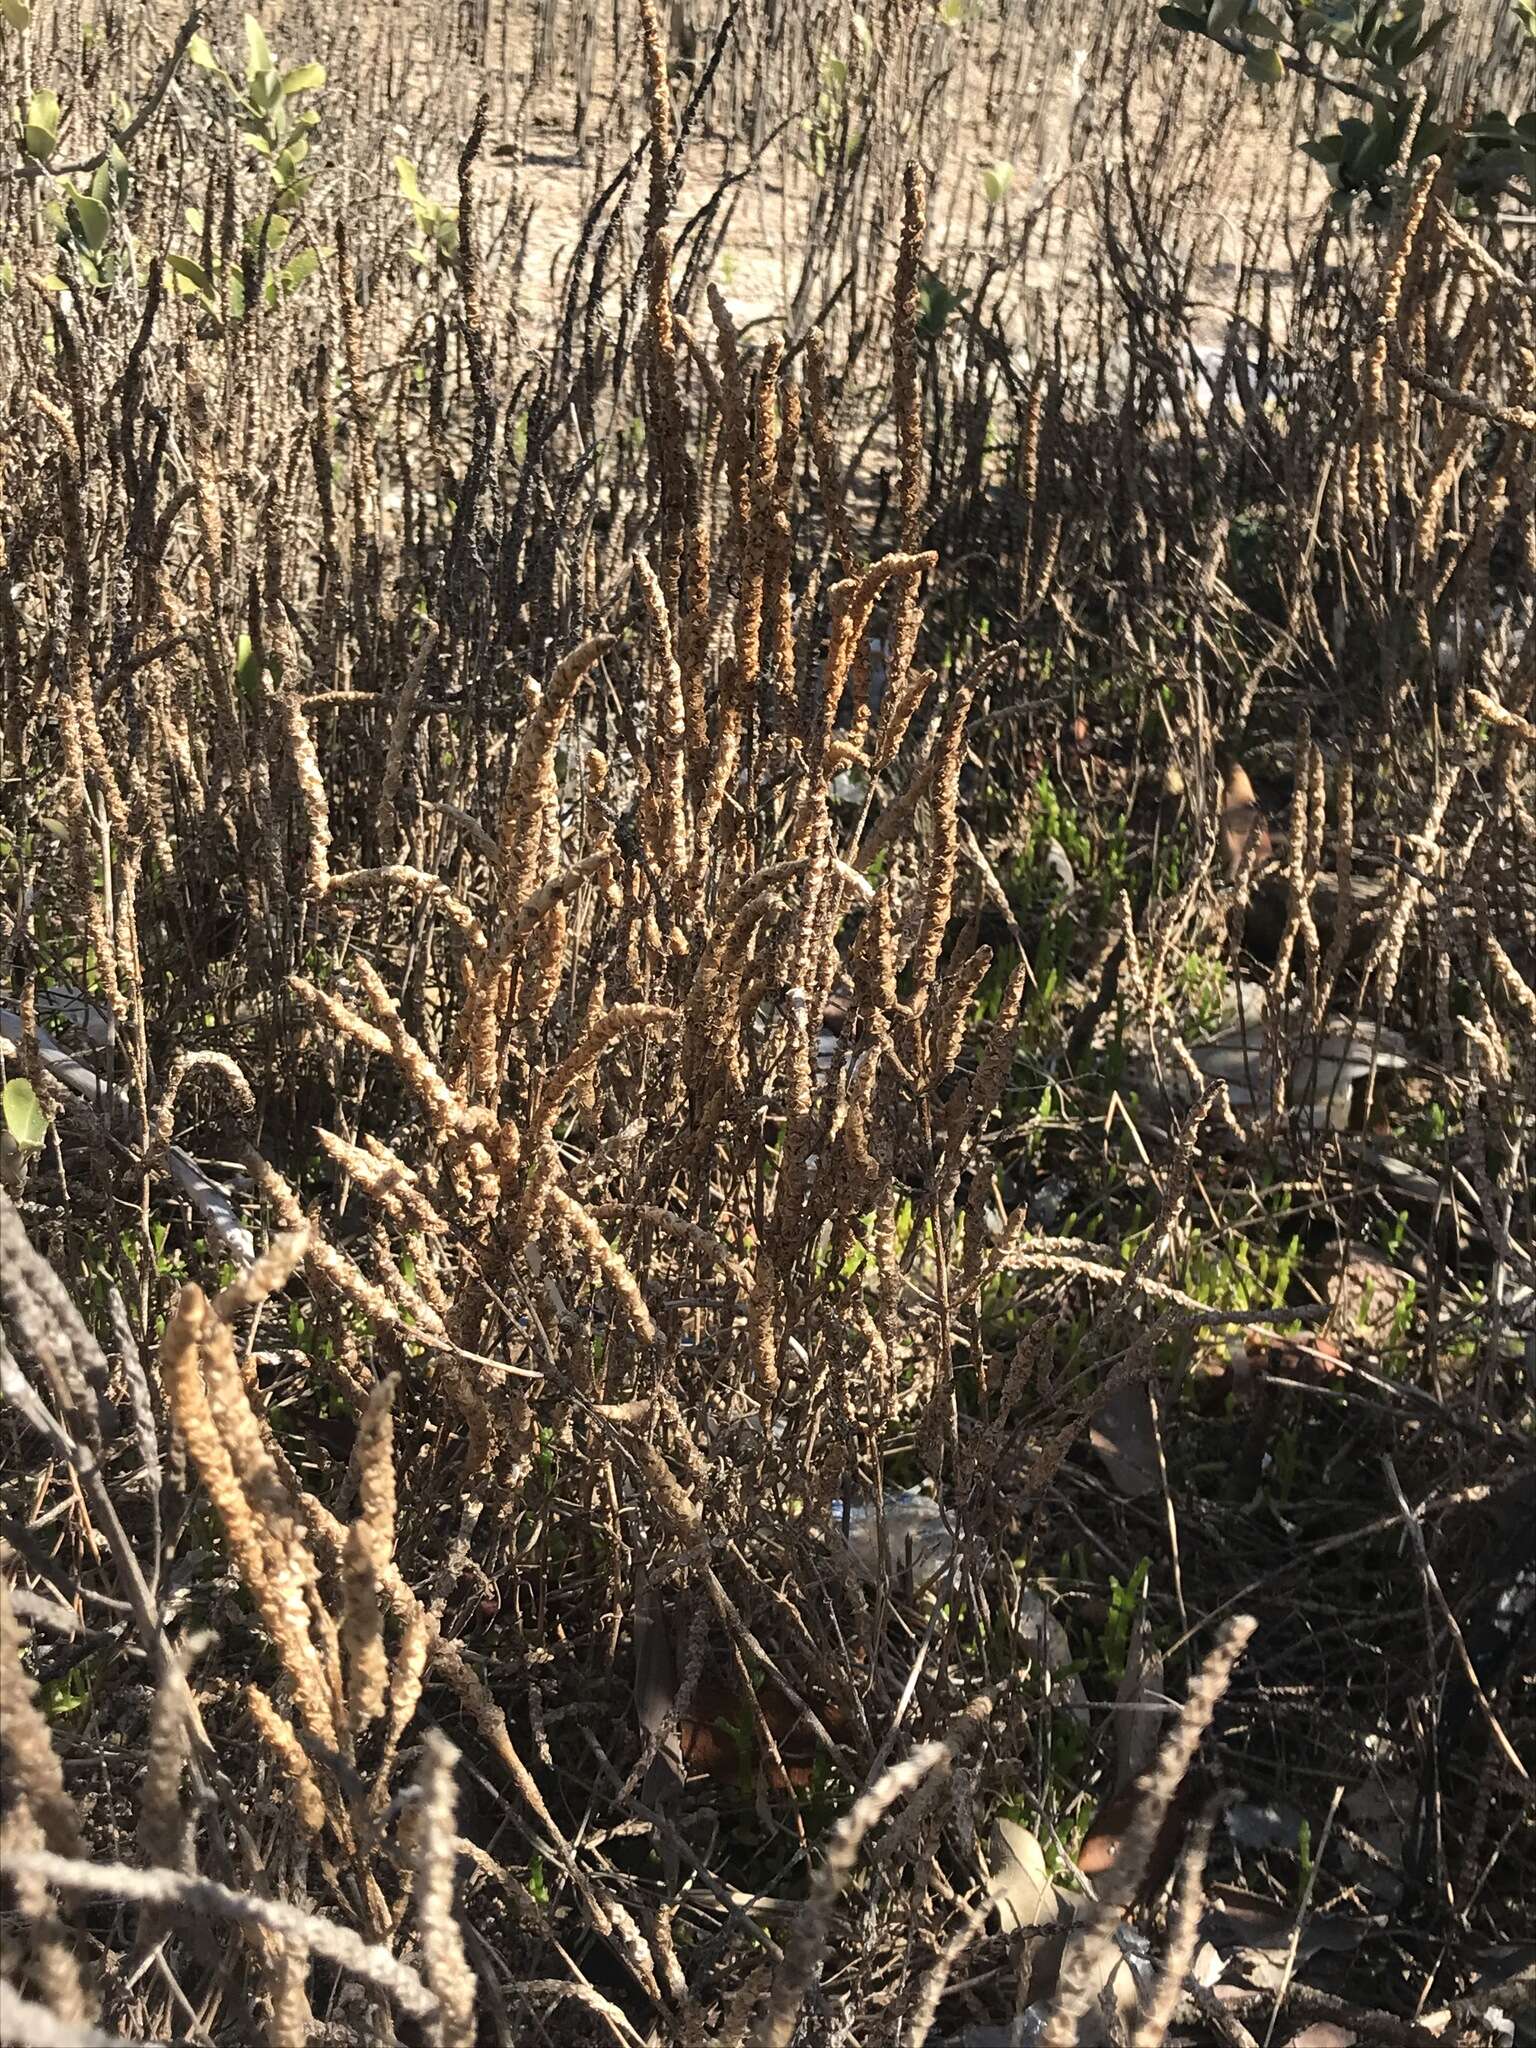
[{"xmin": 183, "ymin": 0, "xmax": 1337, "ymax": 358}]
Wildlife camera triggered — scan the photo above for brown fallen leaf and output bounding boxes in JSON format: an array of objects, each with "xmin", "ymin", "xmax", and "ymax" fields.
[
  {"xmin": 633, "ymin": 1580, "xmax": 686, "ymax": 1886},
  {"xmin": 1205, "ymin": 1882, "xmax": 1375, "ymax": 1962},
  {"xmin": 991, "ymin": 1817, "xmax": 1076, "ymax": 1933},
  {"xmin": 1056, "ymin": 1926, "xmax": 1151, "ymax": 2046},
  {"xmin": 674, "ymin": 1669, "xmax": 849, "ymax": 1791},
  {"xmin": 1322, "ymin": 1246, "xmax": 1414, "ymax": 1349},
  {"xmin": 1078, "ymin": 1764, "xmax": 1214, "ymax": 1909},
  {"xmin": 1221, "ymin": 761, "xmax": 1275, "ymax": 877},
  {"xmin": 1192, "ymin": 1331, "xmax": 1345, "ymax": 1414},
  {"xmin": 1113, "ymin": 1599, "xmax": 1164, "ymax": 1792},
  {"xmin": 1090, "ymin": 1381, "xmax": 1159, "ymax": 1498}
]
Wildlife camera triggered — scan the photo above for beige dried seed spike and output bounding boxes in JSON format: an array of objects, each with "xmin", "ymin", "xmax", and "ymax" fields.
[
  {"xmin": 873, "ymin": 662, "xmax": 940, "ymax": 773},
  {"xmin": 350, "ymin": 954, "xmax": 492, "ymax": 1143},
  {"xmin": 195, "ymin": 1310, "xmax": 300, "ymax": 1575},
  {"xmin": 764, "ymin": 375, "xmax": 803, "ymax": 743},
  {"xmin": 1313, "ymin": 750, "xmax": 1356, "ymax": 1032},
  {"xmin": 635, "ymin": 553, "xmax": 690, "ymax": 879},
  {"xmin": 862, "ymin": 160, "xmax": 931, "ymax": 753},
  {"xmin": 590, "ymin": 1201, "xmax": 752, "ymax": 1292},
  {"xmin": 853, "ymin": 877, "xmax": 899, "ymax": 1017},
  {"xmin": 1415, "ymin": 396, "xmax": 1479, "ymax": 563},
  {"xmin": 637, "ymin": 0, "xmax": 675, "ymax": 237},
  {"xmin": 160, "ymin": 1283, "xmax": 274, "ymax": 1608},
  {"xmin": 373, "ymin": 1604, "xmax": 433, "ymax": 1813},
  {"xmin": 266, "ymin": 1937, "xmax": 314, "ymax": 2048},
  {"xmin": 1486, "ymin": 931, "xmax": 1536, "ymax": 1031},
  {"xmin": 318, "ymin": 1129, "xmax": 449, "ymax": 1236},
  {"xmin": 287, "ymin": 973, "xmax": 393, "ymax": 1055},
  {"xmin": 516, "ymin": 891, "xmax": 569, "ymax": 1033},
  {"xmin": 210, "ymin": 1225, "xmax": 310, "ymax": 1323},
  {"xmin": 202, "ymin": 1316, "xmax": 343, "ymax": 1751},
  {"xmin": 54, "ymin": 445, "xmax": 128, "ymax": 844},
  {"xmin": 325, "ymin": 867, "xmax": 487, "ymax": 955},
  {"xmin": 908, "ymin": 673, "xmax": 978, "ymax": 1013},
  {"xmin": 822, "ymin": 549, "xmax": 936, "ymax": 747},
  {"xmin": 1364, "ymin": 155, "xmax": 1439, "ymax": 423},
  {"xmin": 893, "ymin": 162, "xmax": 927, "ymax": 552},
  {"xmin": 930, "ymin": 943, "xmax": 993, "ymax": 1089},
  {"xmin": 163, "ymin": 1284, "xmax": 341, "ymax": 1750},
  {"xmin": 246, "ymin": 1685, "xmax": 326, "ymax": 1838},
  {"xmin": 835, "ymin": 1047, "xmax": 885, "ymax": 1190},
  {"xmin": 646, "ymin": 227, "xmax": 690, "ymax": 616},
  {"xmin": 544, "ymin": 1179, "xmax": 659, "ymax": 1347},
  {"xmin": 280, "ymin": 687, "xmax": 333, "ymax": 900},
  {"xmin": 241, "ymin": 1154, "xmax": 399, "ymax": 1388},
  {"xmin": 1020, "ymin": 366, "xmax": 1046, "ymax": 516},
  {"xmin": 0, "ymin": 1571, "xmax": 83, "ymax": 1860},
  {"xmin": 343, "ymin": 1375, "xmax": 397, "ymax": 1736},
  {"xmin": 1041, "ymin": 1617, "xmax": 1256, "ymax": 2048},
  {"xmin": 483, "ymin": 845, "xmax": 615, "ymax": 978},
  {"xmin": 138, "ymin": 1638, "xmax": 207, "ymax": 1879},
  {"xmin": 493, "ymin": 634, "xmax": 614, "ymax": 911},
  {"xmin": 708, "ymin": 285, "xmax": 752, "ymax": 538},
  {"xmin": 343, "ymin": 1515, "xmax": 388, "ymax": 1739},
  {"xmin": 746, "ymin": 1255, "xmax": 782, "ymax": 1401},
  {"xmin": 424, "ymin": 1629, "xmax": 615, "ymax": 1935},
  {"xmin": 56, "ymin": 696, "xmax": 123, "ymax": 1017},
  {"xmin": 735, "ymin": 339, "xmax": 780, "ymax": 703},
  {"xmin": 673, "ymin": 311, "xmax": 725, "ymax": 412},
  {"xmin": 368, "ymin": 1223, "xmax": 448, "ymax": 1335},
  {"xmin": 538, "ymin": 1003, "xmax": 676, "ymax": 1131},
  {"xmin": 405, "ymin": 1732, "xmax": 477, "ymax": 2048},
  {"xmin": 957, "ymin": 955, "xmax": 1028, "ymax": 1143},
  {"xmin": 627, "ymin": 1435, "xmax": 701, "ymax": 1542},
  {"xmin": 752, "ymin": 1736, "xmax": 953, "ymax": 2048}
]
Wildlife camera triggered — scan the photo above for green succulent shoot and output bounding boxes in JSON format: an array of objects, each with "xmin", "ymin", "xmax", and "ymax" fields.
[{"xmin": 396, "ymin": 155, "xmax": 461, "ymax": 265}]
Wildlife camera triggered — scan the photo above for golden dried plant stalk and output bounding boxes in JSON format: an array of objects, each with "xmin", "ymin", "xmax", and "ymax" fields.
[
  {"xmin": 160, "ymin": 1283, "xmax": 341, "ymax": 1751},
  {"xmin": 907, "ymin": 671, "xmax": 979, "ymax": 1017},
  {"xmin": 350, "ymin": 953, "xmax": 479, "ymax": 1141},
  {"xmin": 246, "ymin": 1684, "xmax": 327, "ymax": 1837},
  {"xmin": 0, "ymin": 1571, "xmax": 83, "ymax": 1860},
  {"xmin": 137, "ymin": 1647, "xmax": 200, "ymax": 1878},
  {"xmin": 209, "ymin": 1226, "xmax": 310, "ymax": 1324},
  {"xmin": 893, "ymin": 162, "xmax": 927, "ymax": 553},
  {"xmin": 324, "ymin": 867, "xmax": 487, "ymax": 955},
  {"xmin": 637, "ymin": 0, "xmax": 676, "ymax": 236},
  {"xmin": 317, "ymin": 1128, "xmax": 449, "ymax": 1237},
  {"xmin": 404, "ymin": 1731, "xmax": 478, "ymax": 2048},
  {"xmin": 149, "ymin": 1048, "xmax": 256, "ymax": 1163},
  {"xmin": 635, "ymin": 552, "xmax": 691, "ymax": 879},
  {"xmin": 342, "ymin": 1374, "xmax": 397, "ymax": 1735},
  {"xmin": 279, "ymin": 686, "xmax": 334, "ymax": 903},
  {"xmin": 1041, "ymin": 1617, "xmax": 1256, "ymax": 2048},
  {"xmin": 287, "ymin": 974, "xmax": 394, "ymax": 1056},
  {"xmin": 544, "ymin": 1178, "xmax": 660, "ymax": 1349}
]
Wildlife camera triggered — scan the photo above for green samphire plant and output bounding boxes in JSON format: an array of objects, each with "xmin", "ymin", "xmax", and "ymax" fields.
[
  {"xmin": 171, "ymin": 14, "xmax": 328, "ymax": 314},
  {"xmin": 1156, "ymin": 0, "xmax": 1535, "ymax": 214}
]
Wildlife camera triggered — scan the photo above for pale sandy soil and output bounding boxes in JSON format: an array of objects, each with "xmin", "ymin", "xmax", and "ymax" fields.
[{"xmin": 116, "ymin": 0, "xmax": 1522, "ymax": 370}]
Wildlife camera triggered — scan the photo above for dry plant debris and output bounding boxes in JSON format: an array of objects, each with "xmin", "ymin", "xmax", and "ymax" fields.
[{"xmin": 1, "ymin": 0, "xmax": 1532, "ymax": 2041}]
